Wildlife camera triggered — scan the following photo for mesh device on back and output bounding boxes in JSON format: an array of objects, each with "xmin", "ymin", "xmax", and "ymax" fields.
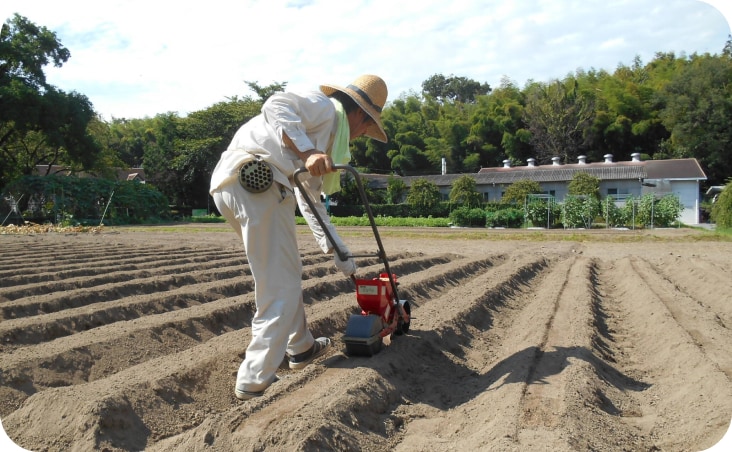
[{"xmin": 238, "ymin": 156, "xmax": 274, "ymax": 193}]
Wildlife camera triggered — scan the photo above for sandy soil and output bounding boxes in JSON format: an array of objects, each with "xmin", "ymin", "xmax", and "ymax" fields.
[{"xmin": 1, "ymin": 224, "xmax": 731, "ymax": 451}]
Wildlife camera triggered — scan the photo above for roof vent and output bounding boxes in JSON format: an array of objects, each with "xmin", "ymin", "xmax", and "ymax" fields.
[
  {"xmin": 552, "ymin": 157, "xmax": 561, "ymax": 166},
  {"xmin": 527, "ymin": 158, "xmax": 536, "ymax": 167},
  {"xmin": 631, "ymin": 153, "xmax": 641, "ymax": 162},
  {"xmin": 578, "ymin": 155, "xmax": 587, "ymax": 164},
  {"xmin": 603, "ymin": 154, "xmax": 614, "ymax": 163},
  {"xmin": 503, "ymin": 159, "xmax": 511, "ymax": 168}
]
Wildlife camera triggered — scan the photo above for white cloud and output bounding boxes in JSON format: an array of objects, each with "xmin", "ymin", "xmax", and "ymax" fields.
[{"xmin": 2, "ymin": 0, "xmax": 729, "ymax": 120}]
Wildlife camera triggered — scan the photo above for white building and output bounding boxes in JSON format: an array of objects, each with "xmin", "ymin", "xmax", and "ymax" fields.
[{"xmin": 390, "ymin": 154, "xmax": 707, "ymax": 225}]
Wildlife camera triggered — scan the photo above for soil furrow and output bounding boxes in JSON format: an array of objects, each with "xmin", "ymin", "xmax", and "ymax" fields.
[
  {"xmin": 1, "ymin": 252, "xmax": 509, "ymax": 451},
  {"xmin": 145, "ymin": 252, "xmax": 552, "ymax": 451},
  {"xmin": 628, "ymin": 256, "xmax": 732, "ymax": 380},
  {"xmin": 598, "ymin": 256, "xmax": 732, "ymax": 451},
  {"xmin": 0, "ymin": 249, "xmax": 245, "ymax": 287}
]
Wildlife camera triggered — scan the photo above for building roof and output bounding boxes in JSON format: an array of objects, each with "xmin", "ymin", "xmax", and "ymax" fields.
[
  {"xmin": 361, "ymin": 157, "xmax": 707, "ymax": 188},
  {"xmin": 643, "ymin": 158, "xmax": 707, "ymax": 180}
]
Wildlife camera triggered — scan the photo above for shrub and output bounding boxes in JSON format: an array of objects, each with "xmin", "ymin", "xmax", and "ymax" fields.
[
  {"xmin": 561, "ymin": 195, "xmax": 600, "ymax": 228},
  {"xmin": 449, "ymin": 206, "xmax": 487, "ymax": 227},
  {"xmin": 653, "ymin": 194, "xmax": 683, "ymax": 227},
  {"xmin": 485, "ymin": 207, "xmax": 524, "ymax": 228},
  {"xmin": 601, "ymin": 198, "xmax": 625, "ymax": 228},
  {"xmin": 525, "ymin": 198, "xmax": 560, "ymax": 228},
  {"xmin": 2, "ymin": 175, "xmax": 169, "ymax": 225},
  {"xmin": 710, "ymin": 181, "xmax": 732, "ymax": 228}
]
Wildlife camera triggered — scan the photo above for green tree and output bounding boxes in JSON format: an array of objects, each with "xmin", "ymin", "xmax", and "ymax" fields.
[
  {"xmin": 0, "ymin": 14, "xmax": 99, "ymax": 189},
  {"xmin": 502, "ymin": 179, "xmax": 542, "ymax": 204},
  {"xmin": 421, "ymin": 73, "xmax": 491, "ymax": 104},
  {"xmin": 710, "ymin": 180, "xmax": 732, "ymax": 228},
  {"xmin": 523, "ymin": 78, "xmax": 595, "ymax": 164},
  {"xmin": 406, "ymin": 178, "xmax": 441, "ymax": 210},
  {"xmin": 567, "ymin": 172, "xmax": 600, "ymax": 199},
  {"xmin": 562, "ymin": 195, "xmax": 600, "ymax": 228},
  {"xmin": 244, "ymin": 80, "xmax": 287, "ymax": 103},
  {"xmin": 658, "ymin": 52, "xmax": 732, "ymax": 186},
  {"xmin": 385, "ymin": 176, "xmax": 407, "ymax": 204},
  {"xmin": 449, "ymin": 175, "xmax": 482, "ymax": 207}
]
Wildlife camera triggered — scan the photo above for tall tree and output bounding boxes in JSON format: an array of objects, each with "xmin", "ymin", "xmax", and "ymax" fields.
[
  {"xmin": 523, "ymin": 78, "xmax": 595, "ymax": 164},
  {"xmin": 658, "ymin": 52, "xmax": 732, "ymax": 186},
  {"xmin": 0, "ymin": 14, "xmax": 99, "ymax": 189},
  {"xmin": 422, "ymin": 73, "xmax": 491, "ymax": 104}
]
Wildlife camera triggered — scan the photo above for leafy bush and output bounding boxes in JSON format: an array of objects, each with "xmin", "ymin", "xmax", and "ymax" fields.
[
  {"xmin": 601, "ymin": 198, "xmax": 625, "ymax": 228},
  {"xmin": 295, "ymin": 215, "xmax": 451, "ymax": 227},
  {"xmin": 449, "ymin": 206, "xmax": 487, "ymax": 227},
  {"xmin": 503, "ymin": 179, "xmax": 542, "ymax": 204},
  {"xmin": 653, "ymin": 194, "xmax": 683, "ymax": 227},
  {"xmin": 525, "ymin": 198, "xmax": 560, "ymax": 228},
  {"xmin": 561, "ymin": 195, "xmax": 600, "ymax": 228},
  {"xmin": 621, "ymin": 193, "xmax": 682, "ymax": 228},
  {"xmin": 485, "ymin": 207, "xmax": 524, "ymax": 228},
  {"xmin": 711, "ymin": 181, "xmax": 732, "ymax": 228},
  {"xmin": 3, "ymin": 175, "xmax": 169, "ymax": 225}
]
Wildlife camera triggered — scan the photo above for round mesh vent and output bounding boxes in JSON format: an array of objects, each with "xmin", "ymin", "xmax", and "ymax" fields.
[{"xmin": 238, "ymin": 158, "xmax": 273, "ymax": 193}]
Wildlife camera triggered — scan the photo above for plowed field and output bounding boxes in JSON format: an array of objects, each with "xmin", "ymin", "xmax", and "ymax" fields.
[{"xmin": 1, "ymin": 225, "xmax": 731, "ymax": 451}]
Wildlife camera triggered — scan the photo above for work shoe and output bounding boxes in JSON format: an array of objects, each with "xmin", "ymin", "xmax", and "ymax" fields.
[
  {"xmin": 289, "ymin": 337, "xmax": 332, "ymax": 370},
  {"xmin": 234, "ymin": 376, "xmax": 278, "ymax": 401}
]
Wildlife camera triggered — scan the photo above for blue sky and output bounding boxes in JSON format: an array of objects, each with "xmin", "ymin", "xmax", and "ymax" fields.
[{"xmin": 1, "ymin": 0, "xmax": 730, "ymax": 120}]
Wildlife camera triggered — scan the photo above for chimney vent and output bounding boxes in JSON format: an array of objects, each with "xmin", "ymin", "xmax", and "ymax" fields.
[
  {"xmin": 603, "ymin": 154, "xmax": 614, "ymax": 163},
  {"xmin": 503, "ymin": 159, "xmax": 511, "ymax": 168},
  {"xmin": 631, "ymin": 153, "xmax": 641, "ymax": 162},
  {"xmin": 527, "ymin": 158, "xmax": 536, "ymax": 167},
  {"xmin": 578, "ymin": 155, "xmax": 587, "ymax": 164},
  {"xmin": 551, "ymin": 157, "xmax": 561, "ymax": 166}
]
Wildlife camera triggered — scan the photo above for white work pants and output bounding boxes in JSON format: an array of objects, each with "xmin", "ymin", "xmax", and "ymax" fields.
[{"xmin": 212, "ymin": 181, "xmax": 314, "ymax": 393}]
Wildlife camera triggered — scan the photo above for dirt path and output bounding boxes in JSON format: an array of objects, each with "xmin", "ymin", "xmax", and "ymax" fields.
[{"xmin": 1, "ymin": 225, "xmax": 731, "ymax": 451}]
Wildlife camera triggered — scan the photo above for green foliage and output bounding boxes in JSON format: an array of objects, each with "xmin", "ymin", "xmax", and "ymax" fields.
[
  {"xmin": 406, "ymin": 178, "xmax": 441, "ymax": 211},
  {"xmin": 601, "ymin": 198, "xmax": 625, "ymax": 228},
  {"xmin": 7, "ymin": 12, "xmax": 731, "ymax": 211},
  {"xmin": 421, "ymin": 73, "xmax": 491, "ymax": 103},
  {"xmin": 502, "ymin": 179, "xmax": 542, "ymax": 204},
  {"xmin": 485, "ymin": 207, "xmax": 524, "ymax": 228},
  {"xmin": 3, "ymin": 175, "xmax": 169, "ymax": 224},
  {"xmin": 621, "ymin": 193, "xmax": 683, "ymax": 228},
  {"xmin": 659, "ymin": 53, "xmax": 732, "ymax": 186},
  {"xmin": 385, "ymin": 176, "xmax": 407, "ymax": 204},
  {"xmin": 523, "ymin": 79, "xmax": 595, "ymax": 164},
  {"xmin": 653, "ymin": 193, "xmax": 684, "ymax": 227},
  {"xmin": 332, "ymin": 171, "xmax": 385, "ymax": 206},
  {"xmin": 295, "ymin": 215, "xmax": 451, "ymax": 228},
  {"xmin": 449, "ymin": 206, "xmax": 486, "ymax": 227},
  {"xmin": 561, "ymin": 195, "xmax": 600, "ymax": 228},
  {"xmin": 525, "ymin": 197, "xmax": 561, "ymax": 228},
  {"xmin": 449, "ymin": 175, "xmax": 483, "ymax": 207},
  {"xmin": 0, "ymin": 14, "xmax": 100, "ymax": 189},
  {"xmin": 567, "ymin": 172, "xmax": 600, "ymax": 199},
  {"xmin": 711, "ymin": 181, "xmax": 732, "ymax": 228}
]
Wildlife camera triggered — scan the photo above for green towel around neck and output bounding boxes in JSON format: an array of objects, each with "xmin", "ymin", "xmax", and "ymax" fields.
[{"xmin": 322, "ymin": 98, "xmax": 350, "ymax": 195}]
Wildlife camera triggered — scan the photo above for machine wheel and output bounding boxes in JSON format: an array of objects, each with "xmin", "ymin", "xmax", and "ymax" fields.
[
  {"xmin": 395, "ymin": 301, "xmax": 411, "ymax": 335},
  {"xmin": 344, "ymin": 314, "xmax": 383, "ymax": 356}
]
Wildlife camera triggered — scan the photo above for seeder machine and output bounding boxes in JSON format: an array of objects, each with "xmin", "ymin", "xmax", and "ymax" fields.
[{"xmin": 294, "ymin": 165, "xmax": 411, "ymax": 356}]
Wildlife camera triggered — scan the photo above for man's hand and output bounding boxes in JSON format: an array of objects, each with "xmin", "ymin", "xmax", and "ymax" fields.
[
  {"xmin": 304, "ymin": 151, "xmax": 335, "ymax": 177},
  {"xmin": 281, "ymin": 133, "xmax": 335, "ymax": 177},
  {"xmin": 333, "ymin": 243, "xmax": 356, "ymax": 276}
]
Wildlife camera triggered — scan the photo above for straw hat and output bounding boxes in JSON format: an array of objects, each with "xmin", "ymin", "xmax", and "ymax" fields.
[{"xmin": 320, "ymin": 74, "xmax": 388, "ymax": 143}]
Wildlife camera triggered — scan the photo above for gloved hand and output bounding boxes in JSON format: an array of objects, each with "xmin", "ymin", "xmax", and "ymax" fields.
[{"xmin": 334, "ymin": 246, "xmax": 356, "ymax": 276}]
